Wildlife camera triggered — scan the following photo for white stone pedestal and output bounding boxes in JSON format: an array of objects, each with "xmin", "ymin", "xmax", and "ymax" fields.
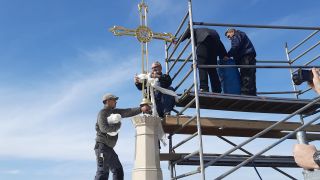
[{"xmin": 132, "ymin": 115, "xmax": 163, "ymax": 180}]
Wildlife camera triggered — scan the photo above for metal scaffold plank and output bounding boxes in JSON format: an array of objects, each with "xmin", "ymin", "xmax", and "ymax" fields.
[
  {"xmin": 177, "ymin": 92, "xmax": 320, "ymax": 114},
  {"xmin": 160, "ymin": 153, "xmax": 298, "ymax": 168}
]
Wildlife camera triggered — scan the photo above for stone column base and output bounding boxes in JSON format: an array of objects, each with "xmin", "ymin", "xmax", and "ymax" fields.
[{"xmin": 132, "ymin": 115, "xmax": 163, "ymax": 180}]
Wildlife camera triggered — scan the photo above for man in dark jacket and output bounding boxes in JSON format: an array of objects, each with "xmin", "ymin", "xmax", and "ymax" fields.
[
  {"xmin": 134, "ymin": 61, "xmax": 175, "ymax": 117},
  {"xmin": 225, "ymin": 28, "xmax": 257, "ymax": 96},
  {"xmin": 95, "ymin": 93, "xmax": 150, "ymax": 180},
  {"xmin": 179, "ymin": 27, "xmax": 228, "ymax": 92}
]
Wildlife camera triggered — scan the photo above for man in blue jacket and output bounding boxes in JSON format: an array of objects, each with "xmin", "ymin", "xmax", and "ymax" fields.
[{"xmin": 225, "ymin": 28, "xmax": 257, "ymax": 96}]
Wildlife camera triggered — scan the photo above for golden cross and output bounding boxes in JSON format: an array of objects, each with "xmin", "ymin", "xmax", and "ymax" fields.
[{"xmin": 109, "ymin": 0, "xmax": 174, "ymax": 105}]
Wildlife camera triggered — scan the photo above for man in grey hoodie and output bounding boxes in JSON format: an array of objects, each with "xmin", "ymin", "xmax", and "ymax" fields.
[{"xmin": 94, "ymin": 93, "xmax": 150, "ymax": 180}]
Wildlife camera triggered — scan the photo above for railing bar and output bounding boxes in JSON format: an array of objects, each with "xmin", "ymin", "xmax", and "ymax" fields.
[
  {"xmin": 183, "ymin": 84, "xmax": 195, "ymax": 95},
  {"xmin": 203, "ymin": 96, "xmax": 320, "ymax": 169},
  {"xmin": 172, "ymin": 169, "xmax": 200, "ymax": 180},
  {"xmin": 257, "ymin": 60, "xmax": 290, "ymax": 64},
  {"xmin": 218, "ymin": 136, "xmax": 297, "ymax": 180},
  {"xmin": 174, "ymin": 67, "xmax": 193, "ymax": 91},
  {"xmin": 167, "ymin": 11, "xmax": 189, "ymax": 51},
  {"xmin": 183, "ymin": 150, "xmax": 199, "ymax": 160},
  {"xmin": 169, "ymin": 59, "xmax": 289, "ymax": 63},
  {"xmin": 288, "ymin": 30, "xmax": 320, "ymax": 53},
  {"xmin": 215, "ymin": 114, "xmax": 320, "ymax": 180},
  {"xmin": 292, "ymin": 54, "xmax": 320, "ymax": 74},
  {"xmin": 257, "ymin": 91, "xmax": 301, "ymax": 95},
  {"xmin": 178, "ymin": 98, "xmax": 196, "ymax": 115},
  {"xmin": 168, "ymin": 40, "xmax": 190, "ymax": 73},
  {"xmin": 172, "ymin": 132, "xmax": 198, "ymax": 150},
  {"xmin": 292, "ymin": 55, "xmax": 320, "ymax": 74},
  {"xmin": 298, "ymin": 87, "xmax": 313, "ymax": 95},
  {"xmin": 176, "ymin": 84, "xmax": 195, "ymax": 103},
  {"xmin": 173, "ymin": 150, "xmax": 199, "ymax": 165},
  {"xmin": 168, "ymin": 58, "xmax": 194, "ymax": 62},
  {"xmin": 172, "ymin": 53, "xmax": 193, "ymax": 81},
  {"xmin": 304, "ymin": 54, "xmax": 320, "ymax": 66},
  {"xmin": 186, "ymin": 3, "xmax": 207, "ymax": 177},
  {"xmin": 167, "ymin": 28, "xmax": 189, "ymax": 62},
  {"xmin": 291, "ymin": 41, "xmax": 320, "ymax": 63},
  {"xmin": 198, "ymin": 65, "xmax": 320, "ymax": 69},
  {"xmin": 169, "ymin": 40, "xmax": 191, "ymax": 74},
  {"xmin": 193, "ymin": 22, "xmax": 320, "ymax": 30},
  {"xmin": 186, "ymin": 83, "xmax": 195, "ymax": 92}
]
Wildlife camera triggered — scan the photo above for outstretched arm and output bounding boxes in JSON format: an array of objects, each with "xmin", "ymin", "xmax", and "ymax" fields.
[{"xmin": 115, "ymin": 107, "xmax": 142, "ymax": 118}]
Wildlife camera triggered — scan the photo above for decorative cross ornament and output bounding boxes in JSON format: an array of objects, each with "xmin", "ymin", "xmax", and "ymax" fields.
[{"xmin": 109, "ymin": 0, "xmax": 174, "ymax": 105}]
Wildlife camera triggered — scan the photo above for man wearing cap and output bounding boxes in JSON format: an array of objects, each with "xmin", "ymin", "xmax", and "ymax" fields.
[
  {"xmin": 177, "ymin": 27, "xmax": 228, "ymax": 93},
  {"xmin": 94, "ymin": 93, "xmax": 150, "ymax": 180},
  {"xmin": 225, "ymin": 28, "xmax": 257, "ymax": 96}
]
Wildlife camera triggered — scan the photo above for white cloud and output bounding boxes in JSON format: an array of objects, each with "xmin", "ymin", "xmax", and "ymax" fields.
[
  {"xmin": 0, "ymin": 169, "xmax": 20, "ymax": 175},
  {"xmin": 146, "ymin": 0, "xmax": 184, "ymax": 18},
  {"xmin": 248, "ymin": 9, "xmax": 320, "ymax": 45},
  {"xmin": 127, "ymin": 0, "xmax": 185, "ymax": 23},
  {"xmin": 0, "ymin": 48, "xmax": 141, "ymax": 161},
  {"xmin": 249, "ymin": 0, "xmax": 264, "ymax": 6}
]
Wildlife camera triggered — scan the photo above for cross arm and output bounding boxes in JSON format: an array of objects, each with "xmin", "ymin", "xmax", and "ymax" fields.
[
  {"xmin": 153, "ymin": 32, "xmax": 175, "ymax": 42},
  {"xmin": 109, "ymin": 25, "xmax": 136, "ymax": 37}
]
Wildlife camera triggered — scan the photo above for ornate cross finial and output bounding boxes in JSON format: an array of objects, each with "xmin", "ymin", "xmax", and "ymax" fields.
[{"xmin": 109, "ymin": 0, "xmax": 174, "ymax": 105}]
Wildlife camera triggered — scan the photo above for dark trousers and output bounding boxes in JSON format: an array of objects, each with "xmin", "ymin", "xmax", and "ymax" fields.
[
  {"xmin": 94, "ymin": 143, "xmax": 124, "ymax": 180},
  {"xmin": 237, "ymin": 54, "xmax": 257, "ymax": 96},
  {"xmin": 155, "ymin": 86, "xmax": 176, "ymax": 117},
  {"xmin": 196, "ymin": 39, "xmax": 221, "ymax": 93}
]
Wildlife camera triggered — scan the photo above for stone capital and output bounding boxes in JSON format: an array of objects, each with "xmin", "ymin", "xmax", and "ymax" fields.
[{"xmin": 132, "ymin": 115, "xmax": 161, "ymax": 127}]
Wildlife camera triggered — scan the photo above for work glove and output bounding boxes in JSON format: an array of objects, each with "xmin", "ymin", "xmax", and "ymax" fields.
[
  {"xmin": 136, "ymin": 73, "xmax": 148, "ymax": 83},
  {"xmin": 107, "ymin": 113, "xmax": 122, "ymax": 124}
]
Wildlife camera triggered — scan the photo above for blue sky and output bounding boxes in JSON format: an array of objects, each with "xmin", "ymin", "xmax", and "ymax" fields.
[{"xmin": 0, "ymin": 0, "xmax": 320, "ymax": 179}]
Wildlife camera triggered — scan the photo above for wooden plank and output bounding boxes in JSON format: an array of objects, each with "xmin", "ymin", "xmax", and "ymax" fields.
[
  {"xmin": 164, "ymin": 116, "xmax": 320, "ymax": 132},
  {"xmin": 163, "ymin": 116, "xmax": 320, "ymax": 140}
]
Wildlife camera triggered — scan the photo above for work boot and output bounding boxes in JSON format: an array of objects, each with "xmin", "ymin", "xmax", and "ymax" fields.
[{"xmin": 200, "ymin": 88, "xmax": 209, "ymax": 92}]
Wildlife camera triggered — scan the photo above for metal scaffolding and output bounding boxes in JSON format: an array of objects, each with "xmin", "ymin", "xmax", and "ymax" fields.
[{"xmin": 161, "ymin": 0, "xmax": 320, "ymax": 179}]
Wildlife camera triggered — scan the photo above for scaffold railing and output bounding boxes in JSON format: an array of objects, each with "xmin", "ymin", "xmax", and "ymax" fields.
[{"xmin": 162, "ymin": 0, "xmax": 320, "ymax": 179}]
